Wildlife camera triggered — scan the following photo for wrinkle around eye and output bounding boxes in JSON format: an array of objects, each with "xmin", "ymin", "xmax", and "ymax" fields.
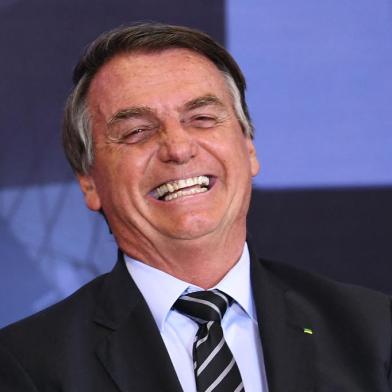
[
  {"xmin": 186, "ymin": 114, "xmax": 227, "ymax": 129},
  {"xmin": 106, "ymin": 126, "xmax": 158, "ymax": 145}
]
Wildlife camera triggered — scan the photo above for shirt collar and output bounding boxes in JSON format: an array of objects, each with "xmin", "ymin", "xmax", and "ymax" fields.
[
  {"xmin": 124, "ymin": 242, "xmax": 256, "ymax": 332},
  {"xmin": 212, "ymin": 242, "xmax": 256, "ymax": 321}
]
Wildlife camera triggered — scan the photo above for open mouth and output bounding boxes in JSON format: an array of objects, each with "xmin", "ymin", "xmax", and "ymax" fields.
[{"xmin": 151, "ymin": 175, "xmax": 214, "ymax": 201}]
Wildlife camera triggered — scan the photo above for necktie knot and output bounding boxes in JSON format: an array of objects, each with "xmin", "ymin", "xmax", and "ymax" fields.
[{"xmin": 173, "ymin": 289, "xmax": 231, "ymax": 324}]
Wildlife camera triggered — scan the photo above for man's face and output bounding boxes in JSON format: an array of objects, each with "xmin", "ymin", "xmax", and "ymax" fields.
[{"xmin": 80, "ymin": 49, "xmax": 259, "ymax": 252}]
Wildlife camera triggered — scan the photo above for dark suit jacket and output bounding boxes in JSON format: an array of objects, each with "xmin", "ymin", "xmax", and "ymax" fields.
[{"xmin": 0, "ymin": 249, "xmax": 391, "ymax": 391}]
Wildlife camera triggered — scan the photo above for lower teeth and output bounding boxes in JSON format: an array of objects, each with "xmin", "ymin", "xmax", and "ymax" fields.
[{"xmin": 164, "ymin": 187, "xmax": 207, "ymax": 201}]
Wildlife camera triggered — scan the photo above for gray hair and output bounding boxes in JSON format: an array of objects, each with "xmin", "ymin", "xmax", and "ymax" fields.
[{"xmin": 63, "ymin": 23, "xmax": 254, "ymax": 174}]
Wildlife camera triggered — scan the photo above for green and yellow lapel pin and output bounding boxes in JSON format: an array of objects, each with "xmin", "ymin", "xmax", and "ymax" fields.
[{"xmin": 303, "ymin": 328, "xmax": 313, "ymax": 335}]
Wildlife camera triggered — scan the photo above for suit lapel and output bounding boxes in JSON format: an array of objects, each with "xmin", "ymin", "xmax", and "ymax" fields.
[
  {"xmin": 93, "ymin": 252, "xmax": 183, "ymax": 392},
  {"xmin": 250, "ymin": 247, "xmax": 316, "ymax": 392},
  {"xmin": 91, "ymin": 247, "xmax": 317, "ymax": 391}
]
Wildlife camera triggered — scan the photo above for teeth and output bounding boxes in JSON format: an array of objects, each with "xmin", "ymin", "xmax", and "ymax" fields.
[
  {"xmin": 164, "ymin": 186, "xmax": 208, "ymax": 201},
  {"xmin": 155, "ymin": 176, "xmax": 210, "ymax": 200}
]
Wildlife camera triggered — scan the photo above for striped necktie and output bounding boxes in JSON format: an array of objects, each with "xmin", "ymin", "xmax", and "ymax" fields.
[{"xmin": 173, "ymin": 290, "xmax": 244, "ymax": 392}]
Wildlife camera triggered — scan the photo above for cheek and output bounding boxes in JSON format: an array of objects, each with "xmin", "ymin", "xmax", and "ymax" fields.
[
  {"xmin": 199, "ymin": 130, "xmax": 251, "ymax": 175},
  {"xmin": 96, "ymin": 145, "xmax": 143, "ymax": 180},
  {"xmin": 109, "ymin": 148, "xmax": 158, "ymax": 198},
  {"xmin": 226, "ymin": 137, "xmax": 253, "ymax": 166}
]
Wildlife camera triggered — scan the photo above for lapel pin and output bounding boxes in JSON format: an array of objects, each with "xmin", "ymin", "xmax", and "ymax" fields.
[{"xmin": 303, "ymin": 328, "xmax": 313, "ymax": 335}]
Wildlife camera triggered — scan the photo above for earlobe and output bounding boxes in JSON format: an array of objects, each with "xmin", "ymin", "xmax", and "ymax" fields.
[
  {"xmin": 77, "ymin": 175, "xmax": 102, "ymax": 211},
  {"xmin": 246, "ymin": 138, "xmax": 260, "ymax": 177}
]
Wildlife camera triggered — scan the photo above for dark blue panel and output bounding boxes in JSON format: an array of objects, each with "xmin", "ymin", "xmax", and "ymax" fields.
[
  {"xmin": 0, "ymin": 0, "xmax": 225, "ymax": 187},
  {"xmin": 248, "ymin": 187, "xmax": 392, "ymax": 294},
  {"xmin": 0, "ymin": 0, "xmax": 225, "ymax": 327}
]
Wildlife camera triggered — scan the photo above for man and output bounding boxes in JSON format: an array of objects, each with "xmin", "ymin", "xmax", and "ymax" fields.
[{"xmin": 0, "ymin": 23, "xmax": 391, "ymax": 392}]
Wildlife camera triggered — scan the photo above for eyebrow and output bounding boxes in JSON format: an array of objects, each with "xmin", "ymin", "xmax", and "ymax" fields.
[
  {"xmin": 183, "ymin": 94, "xmax": 225, "ymax": 111},
  {"xmin": 107, "ymin": 94, "xmax": 226, "ymax": 126},
  {"xmin": 107, "ymin": 106, "xmax": 154, "ymax": 126}
]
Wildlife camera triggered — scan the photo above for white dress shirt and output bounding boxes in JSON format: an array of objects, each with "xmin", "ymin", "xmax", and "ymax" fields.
[{"xmin": 125, "ymin": 243, "xmax": 269, "ymax": 392}]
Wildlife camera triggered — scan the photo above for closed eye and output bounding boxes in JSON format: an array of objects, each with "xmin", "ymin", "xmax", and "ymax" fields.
[
  {"xmin": 108, "ymin": 126, "xmax": 157, "ymax": 144},
  {"xmin": 189, "ymin": 115, "xmax": 220, "ymax": 128}
]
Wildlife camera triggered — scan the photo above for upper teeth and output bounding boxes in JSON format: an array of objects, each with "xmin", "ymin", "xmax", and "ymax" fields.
[{"xmin": 155, "ymin": 176, "xmax": 209, "ymax": 198}]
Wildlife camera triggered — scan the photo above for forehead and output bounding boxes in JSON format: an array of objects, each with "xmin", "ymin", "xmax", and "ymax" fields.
[{"xmin": 87, "ymin": 48, "xmax": 231, "ymax": 117}]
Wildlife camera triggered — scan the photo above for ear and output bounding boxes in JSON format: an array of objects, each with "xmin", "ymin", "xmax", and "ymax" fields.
[
  {"xmin": 77, "ymin": 175, "xmax": 102, "ymax": 211},
  {"xmin": 246, "ymin": 138, "xmax": 260, "ymax": 177}
]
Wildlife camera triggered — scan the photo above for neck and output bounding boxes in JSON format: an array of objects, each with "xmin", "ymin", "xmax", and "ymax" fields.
[{"xmin": 118, "ymin": 226, "xmax": 247, "ymax": 289}]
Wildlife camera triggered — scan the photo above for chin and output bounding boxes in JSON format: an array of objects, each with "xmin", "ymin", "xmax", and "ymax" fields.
[{"xmin": 162, "ymin": 216, "xmax": 221, "ymax": 241}]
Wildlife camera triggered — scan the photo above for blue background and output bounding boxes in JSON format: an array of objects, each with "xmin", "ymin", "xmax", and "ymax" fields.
[
  {"xmin": 228, "ymin": 0, "xmax": 392, "ymax": 188},
  {"xmin": 1, "ymin": 0, "xmax": 391, "ymax": 327}
]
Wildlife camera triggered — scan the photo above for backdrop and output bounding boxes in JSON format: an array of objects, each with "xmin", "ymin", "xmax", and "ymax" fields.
[{"xmin": 1, "ymin": 0, "xmax": 391, "ymax": 327}]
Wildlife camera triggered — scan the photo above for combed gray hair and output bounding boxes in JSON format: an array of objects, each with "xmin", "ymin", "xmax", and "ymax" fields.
[
  {"xmin": 63, "ymin": 23, "xmax": 254, "ymax": 174},
  {"xmin": 223, "ymin": 73, "xmax": 254, "ymax": 139}
]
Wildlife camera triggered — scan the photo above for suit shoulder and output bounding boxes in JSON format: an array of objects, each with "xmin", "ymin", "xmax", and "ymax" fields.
[
  {"xmin": 254, "ymin": 258, "xmax": 392, "ymax": 384},
  {"xmin": 259, "ymin": 257, "xmax": 390, "ymax": 297},
  {"xmin": 258, "ymin": 258, "xmax": 391, "ymax": 317}
]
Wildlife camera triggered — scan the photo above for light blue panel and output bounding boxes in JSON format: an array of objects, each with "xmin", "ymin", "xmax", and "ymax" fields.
[
  {"xmin": 0, "ymin": 182, "xmax": 116, "ymax": 327},
  {"xmin": 227, "ymin": 0, "xmax": 392, "ymax": 188}
]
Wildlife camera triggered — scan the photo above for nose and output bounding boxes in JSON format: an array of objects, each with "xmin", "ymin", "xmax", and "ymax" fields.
[{"xmin": 157, "ymin": 121, "xmax": 198, "ymax": 164}]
